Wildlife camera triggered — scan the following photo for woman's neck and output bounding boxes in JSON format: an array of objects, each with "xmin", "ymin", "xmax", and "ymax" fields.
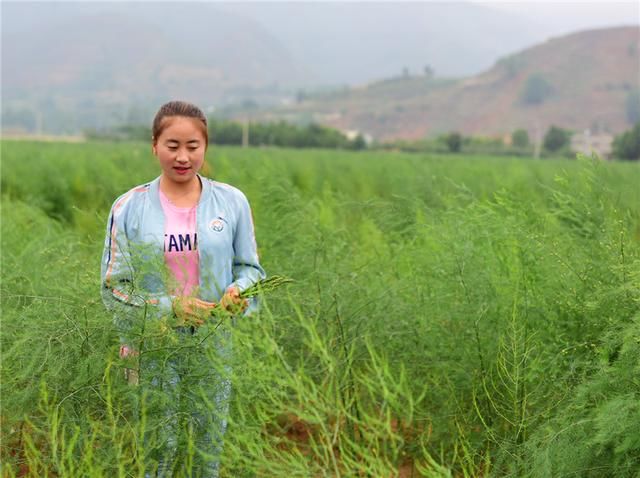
[{"xmin": 159, "ymin": 175, "xmax": 202, "ymax": 207}]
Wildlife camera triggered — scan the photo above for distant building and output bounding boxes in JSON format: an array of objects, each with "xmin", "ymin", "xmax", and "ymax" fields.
[{"xmin": 571, "ymin": 130, "xmax": 614, "ymax": 159}]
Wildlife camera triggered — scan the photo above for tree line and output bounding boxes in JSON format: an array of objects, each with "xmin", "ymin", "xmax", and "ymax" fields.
[
  {"xmin": 85, "ymin": 118, "xmax": 367, "ymax": 150},
  {"xmin": 85, "ymin": 119, "xmax": 639, "ymax": 160},
  {"xmin": 383, "ymin": 123, "xmax": 640, "ymax": 161}
]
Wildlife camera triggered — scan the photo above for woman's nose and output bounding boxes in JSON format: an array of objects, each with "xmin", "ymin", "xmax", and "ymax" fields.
[{"xmin": 176, "ymin": 150, "xmax": 189, "ymax": 162}]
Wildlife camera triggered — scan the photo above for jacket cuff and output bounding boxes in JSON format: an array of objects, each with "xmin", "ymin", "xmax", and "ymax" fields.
[{"xmin": 229, "ymin": 278, "xmax": 252, "ymax": 294}]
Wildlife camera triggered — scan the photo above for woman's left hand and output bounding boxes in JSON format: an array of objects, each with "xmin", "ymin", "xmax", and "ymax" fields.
[
  {"xmin": 220, "ymin": 286, "xmax": 249, "ymax": 314},
  {"xmin": 173, "ymin": 296, "xmax": 217, "ymax": 327}
]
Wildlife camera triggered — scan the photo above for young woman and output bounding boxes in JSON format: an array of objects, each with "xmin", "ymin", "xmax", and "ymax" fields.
[{"xmin": 101, "ymin": 100, "xmax": 265, "ymax": 476}]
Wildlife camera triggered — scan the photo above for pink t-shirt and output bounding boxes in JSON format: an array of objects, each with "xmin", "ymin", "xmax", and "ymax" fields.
[{"xmin": 159, "ymin": 190, "xmax": 200, "ymax": 297}]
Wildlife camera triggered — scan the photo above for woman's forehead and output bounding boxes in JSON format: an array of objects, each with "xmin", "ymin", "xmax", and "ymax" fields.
[{"xmin": 159, "ymin": 116, "xmax": 207, "ymax": 140}]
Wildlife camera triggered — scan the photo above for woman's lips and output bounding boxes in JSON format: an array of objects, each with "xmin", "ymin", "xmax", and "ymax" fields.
[{"xmin": 174, "ymin": 166, "xmax": 191, "ymax": 175}]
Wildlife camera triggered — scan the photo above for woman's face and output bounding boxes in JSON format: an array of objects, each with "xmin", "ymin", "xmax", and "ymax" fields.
[{"xmin": 152, "ymin": 116, "xmax": 207, "ymax": 186}]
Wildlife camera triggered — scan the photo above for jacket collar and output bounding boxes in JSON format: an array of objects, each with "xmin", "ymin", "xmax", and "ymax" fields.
[{"xmin": 148, "ymin": 174, "xmax": 211, "ymax": 210}]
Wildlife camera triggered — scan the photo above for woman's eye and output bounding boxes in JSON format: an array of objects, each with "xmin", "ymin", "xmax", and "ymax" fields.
[{"xmin": 168, "ymin": 146, "xmax": 178, "ymax": 151}]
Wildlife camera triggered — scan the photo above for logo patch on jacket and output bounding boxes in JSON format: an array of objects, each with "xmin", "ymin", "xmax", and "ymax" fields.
[{"xmin": 210, "ymin": 216, "xmax": 227, "ymax": 232}]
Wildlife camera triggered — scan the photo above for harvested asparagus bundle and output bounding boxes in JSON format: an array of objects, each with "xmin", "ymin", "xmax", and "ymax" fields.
[
  {"xmin": 239, "ymin": 275, "xmax": 294, "ymax": 298},
  {"xmin": 210, "ymin": 275, "xmax": 293, "ymax": 320}
]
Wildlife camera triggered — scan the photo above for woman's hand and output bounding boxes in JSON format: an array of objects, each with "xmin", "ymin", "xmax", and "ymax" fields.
[
  {"xmin": 173, "ymin": 296, "xmax": 217, "ymax": 327},
  {"xmin": 119, "ymin": 344, "xmax": 139, "ymax": 359},
  {"xmin": 220, "ymin": 286, "xmax": 249, "ymax": 314}
]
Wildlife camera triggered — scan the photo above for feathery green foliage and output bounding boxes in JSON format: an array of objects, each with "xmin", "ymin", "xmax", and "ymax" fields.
[{"xmin": 1, "ymin": 141, "xmax": 639, "ymax": 476}]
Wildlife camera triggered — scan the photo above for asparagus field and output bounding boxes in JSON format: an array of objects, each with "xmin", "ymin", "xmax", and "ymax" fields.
[{"xmin": 1, "ymin": 140, "xmax": 639, "ymax": 477}]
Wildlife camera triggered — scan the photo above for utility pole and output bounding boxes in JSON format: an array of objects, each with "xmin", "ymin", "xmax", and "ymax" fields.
[
  {"xmin": 533, "ymin": 119, "xmax": 541, "ymax": 159},
  {"xmin": 242, "ymin": 118, "xmax": 249, "ymax": 148}
]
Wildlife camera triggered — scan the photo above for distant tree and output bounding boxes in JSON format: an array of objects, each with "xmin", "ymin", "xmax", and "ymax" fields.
[
  {"xmin": 543, "ymin": 125, "xmax": 569, "ymax": 153},
  {"xmin": 511, "ymin": 129, "xmax": 530, "ymax": 148},
  {"xmin": 625, "ymin": 90, "xmax": 640, "ymax": 124},
  {"xmin": 612, "ymin": 122, "xmax": 640, "ymax": 161},
  {"xmin": 205, "ymin": 116, "xmax": 360, "ymax": 149},
  {"xmin": 296, "ymin": 90, "xmax": 307, "ymax": 103},
  {"xmin": 446, "ymin": 132, "xmax": 463, "ymax": 153},
  {"xmin": 499, "ymin": 54, "xmax": 526, "ymax": 78},
  {"xmin": 423, "ymin": 65, "xmax": 434, "ymax": 78},
  {"xmin": 116, "ymin": 124, "xmax": 150, "ymax": 142},
  {"xmin": 241, "ymin": 99, "xmax": 259, "ymax": 110},
  {"xmin": 350, "ymin": 134, "xmax": 367, "ymax": 150},
  {"xmin": 209, "ymin": 118, "xmax": 243, "ymax": 145},
  {"xmin": 1, "ymin": 106, "xmax": 37, "ymax": 132},
  {"xmin": 521, "ymin": 74, "xmax": 553, "ymax": 105}
]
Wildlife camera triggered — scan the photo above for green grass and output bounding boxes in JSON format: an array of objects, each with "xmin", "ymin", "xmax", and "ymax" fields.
[{"xmin": 1, "ymin": 140, "xmax": 639, "ymax": 476}]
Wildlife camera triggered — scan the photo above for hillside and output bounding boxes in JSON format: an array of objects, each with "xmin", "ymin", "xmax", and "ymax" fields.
[
  {"xmin": 3, "ymin": 2, "xmax": 637, "ymax": 136},
  {"xmin": 1, "ymin": 3, "xmax": 307, "ymax": 95},
  {"xmin": 1, "ymin": 2, "xmax": 307, "ymax": 134},
  {"xmin": 261, "ymin": 26, "xmax": 640, "ymax": 140}
]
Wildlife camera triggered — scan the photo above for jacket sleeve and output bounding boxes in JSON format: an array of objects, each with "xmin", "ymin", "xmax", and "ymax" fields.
[
  {"xmin": 101, "ymin": 195, "xmax": 173, "ymax": 345},
  {"xmin": 230, "ymin": 192, "xmax": 266, "ymax": 295}
]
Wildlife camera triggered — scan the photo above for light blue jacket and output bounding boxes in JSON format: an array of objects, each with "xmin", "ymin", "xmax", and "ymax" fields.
[{"xmin": 101, "ymin": 174, "xmax": 266, "ymax": 344}]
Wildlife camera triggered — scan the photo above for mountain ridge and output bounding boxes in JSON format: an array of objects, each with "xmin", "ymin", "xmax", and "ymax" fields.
[
  {"xmin": 259, "ymin": 26, "xmax": 639, "ymax": 140},
  {"xmin": 1, "ymin": 2, "xmax": 638, "ymax": 136}
]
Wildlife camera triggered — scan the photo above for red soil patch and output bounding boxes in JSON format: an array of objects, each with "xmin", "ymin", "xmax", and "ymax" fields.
[{"xmin": 266, "ymin": 413, "xmax": 426, "ymax": 477}]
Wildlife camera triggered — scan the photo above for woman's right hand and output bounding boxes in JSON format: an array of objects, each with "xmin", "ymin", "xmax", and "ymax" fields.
[
  {"xmin": 172, "ymin": 296, "xmax": 217, "ymax": 327},
  {"xmin": 119, "ymin": 344, "xmax": 139, "ymax": 359}
]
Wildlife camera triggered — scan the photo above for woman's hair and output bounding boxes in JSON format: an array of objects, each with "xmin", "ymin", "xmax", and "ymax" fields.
[{"xmin": 152, "ymin": 100, "xmax": 208, "ymax": 145}]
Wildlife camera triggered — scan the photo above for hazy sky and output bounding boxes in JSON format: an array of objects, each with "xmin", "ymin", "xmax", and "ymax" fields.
[
  {"xmin": 3, "ymin": 0, "xmax": 638, "ymax": 85},
  {"xmin": 470, "ymin": 1, "xmax": 638, "ymax": 29},
  {"xmin": 5, "ymin": 0, "xmax": 638, "ymax": 31}
]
